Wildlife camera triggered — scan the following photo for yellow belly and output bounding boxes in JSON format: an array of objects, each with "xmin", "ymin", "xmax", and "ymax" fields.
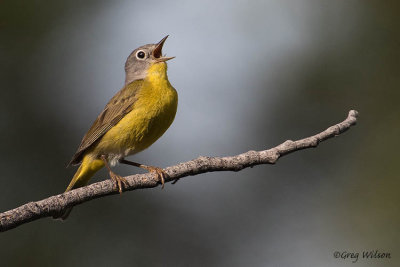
[{"xmin": 90, "ymin": 63, "xmax": 178, "ymax": 164}]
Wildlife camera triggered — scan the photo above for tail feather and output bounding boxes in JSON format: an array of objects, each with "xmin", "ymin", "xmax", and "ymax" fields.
[{"xmin": 53, "ymin": 156, "xmax": 104, "ymax": 220}]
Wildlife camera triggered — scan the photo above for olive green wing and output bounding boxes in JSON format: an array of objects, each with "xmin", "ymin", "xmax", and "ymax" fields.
[{"xmin": 68, "ymin": 80, "xmax": 144, "ymax": 166}]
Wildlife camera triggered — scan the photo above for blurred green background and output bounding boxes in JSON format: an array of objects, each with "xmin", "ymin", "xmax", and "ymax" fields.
[{"xmin": 0, "ymin": 0, "xmax": 399, "ymax": 266}]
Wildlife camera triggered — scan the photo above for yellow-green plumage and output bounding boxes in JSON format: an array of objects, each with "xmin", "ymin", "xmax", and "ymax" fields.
[
  {"xmin": 56, "ymin": 36, "xmax": 177, "ymax": 220},
  {"xmin": 94, "ymin": 63, "xmax": 177, "ymax": 159},
  {"xmin": 66, "ymin": 62, "xmax": 177, "ymax": 192}
]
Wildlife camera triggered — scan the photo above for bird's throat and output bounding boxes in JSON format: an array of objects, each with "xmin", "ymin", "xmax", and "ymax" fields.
[{"xmin": 146, "ymin": 62, "xmax": 168, "ymax": 84}]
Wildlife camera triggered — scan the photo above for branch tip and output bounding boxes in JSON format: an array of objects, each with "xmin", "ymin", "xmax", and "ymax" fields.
[{"xmin": 0, "ymin": 110, "xmax": 358, "ymax": 232}]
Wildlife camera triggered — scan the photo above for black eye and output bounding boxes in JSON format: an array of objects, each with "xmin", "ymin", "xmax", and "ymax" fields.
[{"xmin": 136, "ymin": 51, "xmax": 146, "ymax": 59}]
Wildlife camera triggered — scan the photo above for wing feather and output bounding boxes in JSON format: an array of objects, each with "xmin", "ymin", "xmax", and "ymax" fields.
[{"xmin": 68, "ymin": 80, "xmax": 144, "ymax": 166}]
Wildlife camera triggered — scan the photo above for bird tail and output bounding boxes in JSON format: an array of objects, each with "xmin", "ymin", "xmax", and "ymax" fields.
[{"xmin": 53, "ymin": 156, "xmax": 104, "ymax": 220}]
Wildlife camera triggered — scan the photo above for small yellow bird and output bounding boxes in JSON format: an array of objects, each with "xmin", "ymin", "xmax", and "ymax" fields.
[{"xmin": 57, "ymin": 36, "xmax": 177, "ymax": 219}]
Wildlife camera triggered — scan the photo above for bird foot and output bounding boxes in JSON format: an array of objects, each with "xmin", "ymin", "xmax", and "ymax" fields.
[
  {"xmin": 118, "ymin": 159, "xmax": 168, "ymax": 189},
  {"xmin": 145, "ymin": 166, "xmax": 167, "ymax": 189},
  {"xmin": 109, "ymin": 171, "xmax": 129, "ymax": 194}
]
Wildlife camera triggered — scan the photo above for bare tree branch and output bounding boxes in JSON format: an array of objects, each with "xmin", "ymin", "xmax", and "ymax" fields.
[{"xmin": 0, "ymin": 110, "xmax": 358, "ymax": 232}]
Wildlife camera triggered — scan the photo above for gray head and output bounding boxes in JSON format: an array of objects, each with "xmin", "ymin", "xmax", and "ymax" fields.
[{"xmin": 124, "ymin": 35, "xmax": 174, "ymax": 85}]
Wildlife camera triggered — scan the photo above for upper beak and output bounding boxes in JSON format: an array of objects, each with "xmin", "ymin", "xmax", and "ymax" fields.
[{"xmin": 153, "ymin": 35, "xmax": 175, "ymax": 62}]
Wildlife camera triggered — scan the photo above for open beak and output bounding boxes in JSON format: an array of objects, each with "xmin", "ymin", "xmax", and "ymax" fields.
[{"xmin": 153, "ymin": 35, "xmax": 175, "ymax": 62}]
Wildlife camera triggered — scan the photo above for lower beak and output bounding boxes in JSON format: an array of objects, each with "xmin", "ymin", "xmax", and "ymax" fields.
[{"xmin": 156, "ymin": 56, "xmax": 175, "ymax": 62}]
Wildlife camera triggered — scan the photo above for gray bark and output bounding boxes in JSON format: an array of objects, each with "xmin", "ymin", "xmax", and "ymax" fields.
[{"xmin": 0, "ymin": 110, "xmax": 358, "ymax": 232}]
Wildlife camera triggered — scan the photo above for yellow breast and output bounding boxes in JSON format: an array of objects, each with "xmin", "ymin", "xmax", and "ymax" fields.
[{"xmin": 93, "ymin": 62, "xmax": 178, "ymax": 159}]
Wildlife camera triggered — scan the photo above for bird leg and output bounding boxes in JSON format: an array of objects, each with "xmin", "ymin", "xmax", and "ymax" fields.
[
  {"xmin": 101, "ymin": 156, "xmax": 128, "ymax": 194},
  {"xmin": 119, "ymin": 159, "xmax": 168, "ymax": 189}
]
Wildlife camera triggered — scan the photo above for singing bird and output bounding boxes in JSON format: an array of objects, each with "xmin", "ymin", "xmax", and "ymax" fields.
[{"xmin": 56, "ymin": 36, "xmax": 177, "ymax": 219}]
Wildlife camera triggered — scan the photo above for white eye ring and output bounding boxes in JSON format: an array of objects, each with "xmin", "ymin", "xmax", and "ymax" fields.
[{"xmin": 136, "ymin": 50, "xmax": 146, "ymax": 60}]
